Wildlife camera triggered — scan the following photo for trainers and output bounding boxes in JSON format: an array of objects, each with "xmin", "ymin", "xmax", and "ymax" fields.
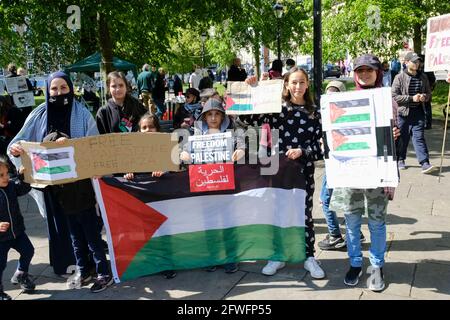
[
  {"xmin": 67, "ymin": 272, "xmax": 93, "ymax": 289},
  {"xmin": 421, "ymin": 162, "xmax": 436, "ymax": 174},
  {"xmin": 318, "ymin": 234, "xmax": 346, "ymax": 250},
  {"xmin": 261, "ymin": 261, "xmax": 286, "ymax": 276},
  {"xmin": 367, "ymin": 267, "xmax": 385, "ymax": 292},
  {"xmin": 11, "ymin": 271, "xmax": 36, "ymax": 292},
  {"xmin": 0, "ymin": 286, "xmax": 12, "ymax": 301},
  {"xmin": 90, "ymin": 275, "xmax": 113, "ymax": 293},
  {"xmin": 224, "ymin": 263, "xmax": 239, "ymax": 274},
  {"xmin": 344, "ymin": 266, "xmax": 362, "ymax": 286},
  {"xmin": 398, "ymin": 160, "xmax": 406, "ymax": 170},
  {"xmin": 161, "ymin": 270, "xmax": 177, "ymax": 279},
  {"xmin": 304, "ymin": 257, "xmax": 326, "ymax": 279},
  {"xmin": 15, "ymin": 273, "xmax": 35, "ymax": 292}
]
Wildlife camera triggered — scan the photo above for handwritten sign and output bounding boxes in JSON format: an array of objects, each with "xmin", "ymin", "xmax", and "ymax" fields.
[
  {"xmin": 425, "ymin": 13, "xmax": 450, "ymax": 72},
  {"xmin": 189, "ymin": 163, "xmax": 235, "ymax": 192},
  {"xmin": 225, "ymin": 80, "xmax": 283, "ymax": 115},
  {"xmin": 188, "ymin": 132, "xmax": 234, "ymax": 164},
  {"xmin": 12, "ymin": 91, "xmax": 35, "ymax": 108},
  {"xmin": 4, "ymin": 76, "xmax": 28, "ymax": 94},
  {"xmin": 20, "ymin": 132, "xmax": 180, "ymax": 185}
]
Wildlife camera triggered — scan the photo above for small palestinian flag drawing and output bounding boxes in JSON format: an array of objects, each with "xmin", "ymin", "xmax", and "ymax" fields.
[
  {"xmin": 30, "ymin": 147, "xmax": 77, "ymax": 181},
  {"xmin": 329, "ymin": 99, "xmax": 372, "ymax": 124},
  {"xmin": 332, "ymin": 128, "xmax": 372, "ymax": 151}
]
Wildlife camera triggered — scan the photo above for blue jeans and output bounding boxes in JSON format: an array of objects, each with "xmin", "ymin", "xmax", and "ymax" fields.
[
  {"xmin": 153, "ymin": 98, "xmax": 166, "ymax": 119},
  {"xmin": 344, "ymin": 198, "xmax": 387, "ymax": 268},
  {"xmin": 0, "ymin": 233, "xmax": 34, "ymax": 284},
  {"xmin": 397, "ymin": 113, "xmax": 430, "ymax": 164},
  {"xmin": 66, "ymin": 207, "xmax": 109, "ymax": 277},
  {"xmin": 320, "ymin": 175, "xmax": 341, "ymax": 237}
]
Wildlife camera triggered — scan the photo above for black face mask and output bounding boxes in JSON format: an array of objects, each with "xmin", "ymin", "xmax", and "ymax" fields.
[{"xmin": 48, "ymin": 93, "xmax": 73, "ymax": 108}]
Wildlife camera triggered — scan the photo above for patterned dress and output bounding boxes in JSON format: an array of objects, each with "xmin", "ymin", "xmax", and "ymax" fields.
[{"xmin": 243, "ymin": 102, "xmax": 323, "ymax": 257}]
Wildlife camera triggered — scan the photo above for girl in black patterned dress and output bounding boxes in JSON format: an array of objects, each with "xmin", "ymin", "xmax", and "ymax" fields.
[{"xmin": 243, "ymin": 67, "xmax": 325, "ymax": 279}]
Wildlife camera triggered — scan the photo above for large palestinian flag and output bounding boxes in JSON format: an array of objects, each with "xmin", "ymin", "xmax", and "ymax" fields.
[{"xmin": 93, "ymin": 157, "xmax": 307, "ymax": 283}]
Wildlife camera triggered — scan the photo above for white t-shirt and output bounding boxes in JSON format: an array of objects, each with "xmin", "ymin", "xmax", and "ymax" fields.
[{"xmin": 189, "ymin": 71, "xmax": 202, "ymax": 89}]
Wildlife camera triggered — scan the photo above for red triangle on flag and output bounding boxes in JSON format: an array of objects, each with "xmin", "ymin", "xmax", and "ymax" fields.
[
  {"xmin": 225, "ymin": 96, "xmax": 235, "ymax": 110},
  {"xmin": 98, "ymin": 179, "xmax": 167, "ymax": 278},
  {"xmin": 332, "ymin": 130, "xmax": 349, "ymax": 150},
  {"xmin": 330, "ymin": 102, "xmax": 346, "ymax": 123},
  {"xmin": 32, "ymin": 153, "xmax": 48, "ymax": 172}
]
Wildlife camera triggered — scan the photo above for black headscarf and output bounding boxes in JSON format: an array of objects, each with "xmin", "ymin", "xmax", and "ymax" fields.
[{"xmin": 45, "ymin": 71, "xmax": 74, "ymax": 136}]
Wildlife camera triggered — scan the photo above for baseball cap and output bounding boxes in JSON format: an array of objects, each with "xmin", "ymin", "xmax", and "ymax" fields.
[
  {"xmin": 325, "ymin": 80, "xmax": 346, "ymax": 93},
  {"xmin": 353, "ymin": 54, "xmax": 381, "ymax": 71},
  {"xmin": 201, "ymin": 98, "xmax": 225, "ymax": 115},
  {"xmin": 404, "ymin": 52, "xmax": 422, "ymax": 63}
]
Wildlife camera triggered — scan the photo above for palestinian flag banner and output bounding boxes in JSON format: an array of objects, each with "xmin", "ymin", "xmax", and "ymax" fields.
[
  {"xmin": 93, "ymin": 157, "xmax": 307, "ymax": 283},
  {"xmin": 30, "ymin": 147, "xmax": 77, "ymax": 181}
]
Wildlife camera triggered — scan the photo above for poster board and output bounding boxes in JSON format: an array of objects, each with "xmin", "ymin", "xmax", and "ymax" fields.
[
  {"xmin": 189, "ymin": 163, "xmax": 235, "ymax": 192},
  {"xmin": 12, "ymin": 91, "xmax": 35, "ymax": 108},
  {"xmin": 20, "ymin": 132, "xmax": 180, "ymax": 185},
  {"xmin": 225, "ymin": 80, "xmax": 283, "ymax": 115},
  {"xmin": 187, "ymin": 132, "xmax": 234, "ymax": 164},
  {"xmin": 425, "ymin": 13, "xmax": 450, "ymax": 72},
  {"xmin": 320, "ymin": 87, "xmax": 398, "ymax": 189},
  {"xmin": 4, "ymin": 76, "xmax": 28, "ymax": 94}
]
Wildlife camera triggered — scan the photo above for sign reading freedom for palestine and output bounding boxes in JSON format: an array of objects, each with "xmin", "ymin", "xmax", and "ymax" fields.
[
  {"xmin": 188, "ymin": 132, "xmax": 234, "ymax": 164},
  {"xmin": 20, "ymin": 132, "xmax": 180, "ymax": 186},
  {"xmin": 425, "ymin": 13, "xmax": 450, "ymax": 72}
]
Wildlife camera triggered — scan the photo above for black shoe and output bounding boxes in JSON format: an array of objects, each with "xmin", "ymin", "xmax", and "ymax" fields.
[
  {"xmin": 223, "ymin": 263, "xmax": 239, "ymax": 274},
  {"xmin": 344, "ymin": 266, "xmax": 362, "ymax": 286},
  {"xmin": 161, "ymin": 270, "xmax": 177, "ymax": 279},
  {"xmin": 318, "ymin": 234, "xmax": 346, "ymax": 250},
  {"xmin": 0, "ymin": 286, "xmax": 12, "ymax": 301},
  {"xmin": 0, "ymin": 291, "xmax": 12, "ymax": 300},
  {"xmin": 90, "ymin": 275, "xmax": 113, "ymax": 293},
  {"xmin": 15, "ymin": 273, "xmax": 36, "ymax": 292}
]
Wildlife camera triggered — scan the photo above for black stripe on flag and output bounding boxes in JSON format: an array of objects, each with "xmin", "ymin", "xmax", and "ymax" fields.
[
  {"xmin": 33, "ymin": 152, "xmax": 70, "ymax": 161},
  {"xmin": 101, "ymin": 157, "xmax": 306, "ymax": 203},
  {"xmin": 332, "ymin": 98, "xmax": 370, "ymax": 108}
]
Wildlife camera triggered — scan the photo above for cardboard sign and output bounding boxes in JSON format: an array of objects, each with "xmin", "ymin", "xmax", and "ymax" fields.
[
  {"xmin": 12, "ymin": 91, "xmax": 35, "ymax": 108},
  {"xmin": 4, "ymin": 76, "xmax": 28, "ymax": 94},
  {"xmin": 189, "ymin": 163, "xmax": 235, "ymax": 192},
  {"xmin": 225, "ymin": 80, "xmax": 283, "ymax": 115},
  {"xmin": 20, "ymin": 132, "xmax": 180, "ymax": 185},
  {"xmin": 188, "ymin": 132, "xmax": 234, "ymax": 164},
  {"xmin": 320, "ymin": 88, "xmax": 398, "ymax": 189},
  {"xmin": 425, "ymin": 13, "xmax": 450, "ymax": 72}
]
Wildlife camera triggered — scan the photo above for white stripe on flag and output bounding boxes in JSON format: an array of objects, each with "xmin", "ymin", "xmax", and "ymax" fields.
[{"xmin": 149, "ymin": 187, "xmax": 306, "ymax": 238}]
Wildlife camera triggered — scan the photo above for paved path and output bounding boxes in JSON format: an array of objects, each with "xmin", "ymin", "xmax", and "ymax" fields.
[{"xmin": 4, "ymin": 121, "xmax": 450, "ymax": 300}]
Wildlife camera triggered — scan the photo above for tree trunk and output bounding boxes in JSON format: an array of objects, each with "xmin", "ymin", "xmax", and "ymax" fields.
[
  {"xmin": 97, "ymin": 11, "xmax": 113, "ymax": 76},
  {"xmin": 413, "ymin": 22, "xmax": 422, "ymax": 54},
  {"xmin": 253, "ymin": 41, "xmax": 260, "ymax": 80}
]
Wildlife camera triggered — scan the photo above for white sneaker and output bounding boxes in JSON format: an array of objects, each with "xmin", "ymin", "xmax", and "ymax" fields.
[
  {"xmin": 261, "ymin": 261, "xmax": 286, "ymax": 276},
  {"xmin": 304, "ymin": 257, "xmax": 326, "ymax": 279}
]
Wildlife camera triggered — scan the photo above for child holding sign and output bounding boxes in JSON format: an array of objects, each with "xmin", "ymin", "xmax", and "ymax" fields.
[
  {"xmin": 123, "ymin": 113, "xmax": 176, "ymax": 279},
  {"xmin": 243, "ymin": 67, "xmax": 325, "ymax": 279},
  {"xmin": 180, "ymin": 98, "xmax": 245, "ymax": 273}
]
